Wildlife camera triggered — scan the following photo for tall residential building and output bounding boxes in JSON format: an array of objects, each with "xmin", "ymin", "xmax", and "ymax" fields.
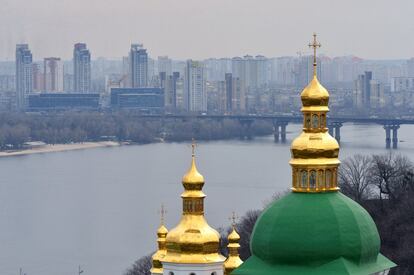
[
  {"xmin": 44, "ymin": 57, "xmax": 64, "ymax": 92},
  {"xmin": 160, "ymin": 71, "xmax": 180, "ymax": 110},
  {"xmin": 184, "ymin": 60, "xmax": 206, "ymax": 112},
  {"xmin": 16, "ymin": 44, "xmax": 33, "ymax": 110},
  {"xmin": 129, "ymin": 44, "xmax": 148, "ymax": 88},
  {"xmin": 370, "ymin": 80, "xmax": 385, "ymax": 109},
  {"xmin": 32, "ymin": 63, "xmax": 44, "ymax": 92},
  {"xmin": 225, "ymin": 73, "xmax": 245, "ymax": 113},
  {"xmin": 354, "ymin": 71, "xmax": 372, "ymax": 109},
  {"xmin": 73, "ymin": 43, "xmax": 91, "ymax": 93},
  {"xmin": 407, "ymin": 58, "xmax": 414, "ymax": 77}
]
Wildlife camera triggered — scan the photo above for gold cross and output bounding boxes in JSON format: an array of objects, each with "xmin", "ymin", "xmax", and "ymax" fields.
[
  {"xmin": 158, "ymin": 204, "xmax": 167, "ymax": 225},
  {"xmin": 308, "ymin": 33, "xmax": 321, "ymax": 76},
  {"xmin": 229, "ymin": 211, "xmax": 238, "ymax": 228}
]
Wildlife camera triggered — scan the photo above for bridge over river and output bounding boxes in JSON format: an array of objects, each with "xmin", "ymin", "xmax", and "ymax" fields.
[{"xmin": 136, "ymin": 114, "xmax": 414, "ymax": 149}]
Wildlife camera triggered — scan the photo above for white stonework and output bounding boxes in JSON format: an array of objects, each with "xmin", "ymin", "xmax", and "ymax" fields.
[{"xmin": 162, "ymin": 261, "xmax": 224, "ymax": 275}]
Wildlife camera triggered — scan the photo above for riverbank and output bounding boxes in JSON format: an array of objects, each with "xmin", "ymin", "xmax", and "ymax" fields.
[{"xmin": 0, "ymin": 141, "xmax": 120, "ymax": 157}]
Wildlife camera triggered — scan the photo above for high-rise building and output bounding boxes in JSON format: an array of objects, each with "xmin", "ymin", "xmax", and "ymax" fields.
[
  {"xmin": 370, "ymin": 80, "xmax": 385, "ymax": 109},
  {"xmin": 44, "ymin": 57, "xmax": 64, "ymax": 92},
  {"xmin": 15, "ymin": 44, "xmax": 33, "ymax": 110},
  {"xmin": 129, "ymin": 44, "xmax": 148, "ymax": 88},
  {"xmin": 225, "ymin": 73, "xmax": 245, "ymax": 113},
  {"xmin": 184, "ymin": 60, "xmax": 206, "ymax": 112},
  {"xmin": 158, "ymin": 56, "xmax": 172, "ymax": 76},
  {"xmin": 354, "ymin": 71, "xmax": 372, "ymax": 109},
  {"xmin": 160, "ymin": 71, "xmax": 180, "ymax": 110},
  {"xmin": 32, "ymin": 63, "xmax": 44, "ymax": 92},
  {"xmin": 73, "ymin": 43, "xmax": 91, "ymax": 93},
  {"xmin": 406, "ymin": 58, "xmax": 414, "ymax": 77}
]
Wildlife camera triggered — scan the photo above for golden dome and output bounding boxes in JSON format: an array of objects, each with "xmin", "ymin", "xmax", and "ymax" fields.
[
  {"xmin": 224, "ymin": 227, "xmax": 243, "ymax": 275},
  {"xmin": 150, "ymin": 223, "xmax": 169, "ymax": 274},
  {"xmin": 163, "ymin": 144, "xmax": 225, "ymax": 264},
  {"xmin": 290, "ymin": 33, "xmax": 340, "ymax": 193},
  {"xmin": 301, "ymin": 76, "xmax": 329, "ymax": 109}
]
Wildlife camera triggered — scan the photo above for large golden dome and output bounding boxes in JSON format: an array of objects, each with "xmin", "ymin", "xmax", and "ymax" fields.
[{"xmin": 163, "ymin": 148, "xmax": 225, "ymax": 264}]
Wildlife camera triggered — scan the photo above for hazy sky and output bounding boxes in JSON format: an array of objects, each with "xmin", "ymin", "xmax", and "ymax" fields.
[{"xmin": 1, "ymin": 0, "xmax": 413, "ymax": 61}]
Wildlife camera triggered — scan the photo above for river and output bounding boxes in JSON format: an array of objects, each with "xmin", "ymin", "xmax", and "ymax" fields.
[{"xmin": 1, "ymin": 123, "xmax": 414, "ymax": 275}]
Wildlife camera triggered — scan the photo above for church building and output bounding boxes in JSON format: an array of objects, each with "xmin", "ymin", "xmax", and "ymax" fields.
[{"xmin": 150, "ymin": 34, "xmax": 395, "ymax": 275}]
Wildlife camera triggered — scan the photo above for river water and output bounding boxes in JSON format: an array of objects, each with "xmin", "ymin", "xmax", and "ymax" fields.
[{"xmin": 1, "ymin": 123, "xmax": 414, "ymax": 275}]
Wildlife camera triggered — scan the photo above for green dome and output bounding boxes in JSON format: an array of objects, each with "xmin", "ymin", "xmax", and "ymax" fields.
[{"xmin": 233, "ymin": 192, "xmax": 395, "ymax": 275}]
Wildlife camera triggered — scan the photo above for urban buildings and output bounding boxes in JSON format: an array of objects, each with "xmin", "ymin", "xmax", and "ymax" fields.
[
  {"xmin": 184, "ymin": 60, "xmax": 206, "ymax": 112},
  {"xmin": 157, "ymin": 56, "xmax": 172, "ymax": 76},
  {"xmin": 28, "ymin": 93, "xmax": 100, "ymax": 111},
  {"xmin": 354, "ymin": 71, "xmax": 373, "ymax": 109},
  {"xmin": 73, "ymin": 43, "xmax": 91, "ymax": 93},
  {"xmin": 15, "ymin": 44, "xmax": 33, "ymax": 110},
  {"xmin": 129, "ymin": 44, "xmax": 148, "ymax": 88},
  {"xmin": 110, "ymin": 87, "xmax": 164, "ymax": 112},
  {"xmin": 160, "ymin": 71, "xmax": 179, "ymax": 110},
  {"xmin": 44, "ymin": 57, "xmax": 64, "ymax": 92},
  {"xmin": 224, "ymin": 73, "xmax": 245, "ymax": 113}
]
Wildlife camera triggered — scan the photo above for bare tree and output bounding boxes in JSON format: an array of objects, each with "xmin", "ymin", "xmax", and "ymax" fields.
[
  {"xmin": 338, "ymin": 154, "xmax": 373, "ymax": 202},
  {"xmin": 124, "ymin": 254, "xmax": 152, "ymax": 275},
  {"xmin": 370, "ymin": 153, "xmax": 413, "ymax": 206}
]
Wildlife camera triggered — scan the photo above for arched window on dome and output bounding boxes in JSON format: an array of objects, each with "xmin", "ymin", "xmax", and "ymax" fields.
[
  {"xmin": 318, "ymin": 170, "xmax": 324, "ymax": 189},
  {"xmin": 169, "ymin": 272, "xmax": 174, "ymax": 275},
  {"xmin": 309, "ymin": 170, "xmax": 316, "ymax": 188},
  {"xmin": 301, "ymin": 170, "xmax": 308, "ymax": 188},
  {"xmin": 312, "ymin": 114, "xmax": 319, "ymax": 129},
  {"xmin": 326, "ymin": 169, "xmax": 332, "ymax": 188},
  {"xmin": 320, "ymin": 114, "xmax": 326, "ymax": 128},
  {"xmin": 305, "ymin": 114, "xmax": 311, "ymax": 128}
]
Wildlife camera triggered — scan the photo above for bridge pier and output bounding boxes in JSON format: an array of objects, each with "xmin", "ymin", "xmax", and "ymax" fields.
[
  {"xmin": 239, "ymin": 119, "xmax": 254, "ymax": 140},
  {"xmin": 333, "ymin": 122, "xmax": 342, "ymax": 143},
  {"xmin": 327, "ymin": 122, "xmax": 342, "ymax": 142},
  {"xmin": 392, "ymin": 125, "xmax": 400, "ymax": 149},
  {"xmin": 384, "ymin": 126, "xmax": 391, "ymax": 149},
  {"xmin": 272, "ymin": 120, "xmax": 288, "ymax": 143},
  {"xmin": 383, "ymin": 124, "xmax": 400, "ymax": 149}
]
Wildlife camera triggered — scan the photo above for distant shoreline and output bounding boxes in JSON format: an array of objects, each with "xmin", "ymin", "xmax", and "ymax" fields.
[{"xmin": 0, "ymin": 141, "xmax": 120, "ymax": 157}]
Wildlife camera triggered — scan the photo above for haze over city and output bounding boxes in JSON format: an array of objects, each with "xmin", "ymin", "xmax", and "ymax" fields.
[{"xmin": 1, "ymin": 0, "xmax": 414, "ymax": 60}]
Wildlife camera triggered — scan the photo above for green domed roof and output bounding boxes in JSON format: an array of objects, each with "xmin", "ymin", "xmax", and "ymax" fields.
[{"xmin": 233, "ymin": 192, "xmax": 395, "ymax": 275}]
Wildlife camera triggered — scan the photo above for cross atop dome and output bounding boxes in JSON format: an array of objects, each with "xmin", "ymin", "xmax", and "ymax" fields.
[
  {"xmin": 158, "ymin": 204, "xmax": 167, "ymax": 225},
  {"xmin": 308, "ymin": 33, "xmax": 321, "ymax": 76}
]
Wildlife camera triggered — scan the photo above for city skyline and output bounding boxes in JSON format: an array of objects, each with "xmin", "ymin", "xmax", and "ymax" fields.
[{"xmin": 1, "ymin": 0, "xmax": 414, "ymax": 60}]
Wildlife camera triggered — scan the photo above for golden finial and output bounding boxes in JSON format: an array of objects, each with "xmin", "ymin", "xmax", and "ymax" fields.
[
  {"xmin": 182, "ymin": 138, "xmax": 204, "ymax": 185},
  {"xmin": 308, "ymin": 32, "xmax": 321, "ymax": 76},
  {"xmin": 158, "ymin": 204, "xmax": 167, "ymax": 225}
]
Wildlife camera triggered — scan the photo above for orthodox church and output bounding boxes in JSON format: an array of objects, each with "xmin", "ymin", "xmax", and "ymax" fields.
[
  {"xmin": 149, "ymin": 34, "xmax": 395, "ymax": 275},
  {"xmin": 150, "ymin": 142, "xmax": 243, "ymax": 275}
]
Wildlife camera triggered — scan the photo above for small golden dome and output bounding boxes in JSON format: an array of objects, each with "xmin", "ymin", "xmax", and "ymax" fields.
[
  {"xmin": 228, "ymin": 228, "xmax": 240, "ymax": 243},
  {"xmin": 151, "ymin": 223, "xmax": 169, "ymax": 274},
  {"xmin": 224, "ymin": 227, "xmax": 243, "ymax": 275},
  {"xmin": 157, "ymin": 224, "xmax": 168, "ymax": 237},
  {"xmin": 182, "ymin": 157, "xmax": 205, "ymax": 189},
  {"xmin": 301, "ymin": 76, "xmax": 329, "ymax": 108}
]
